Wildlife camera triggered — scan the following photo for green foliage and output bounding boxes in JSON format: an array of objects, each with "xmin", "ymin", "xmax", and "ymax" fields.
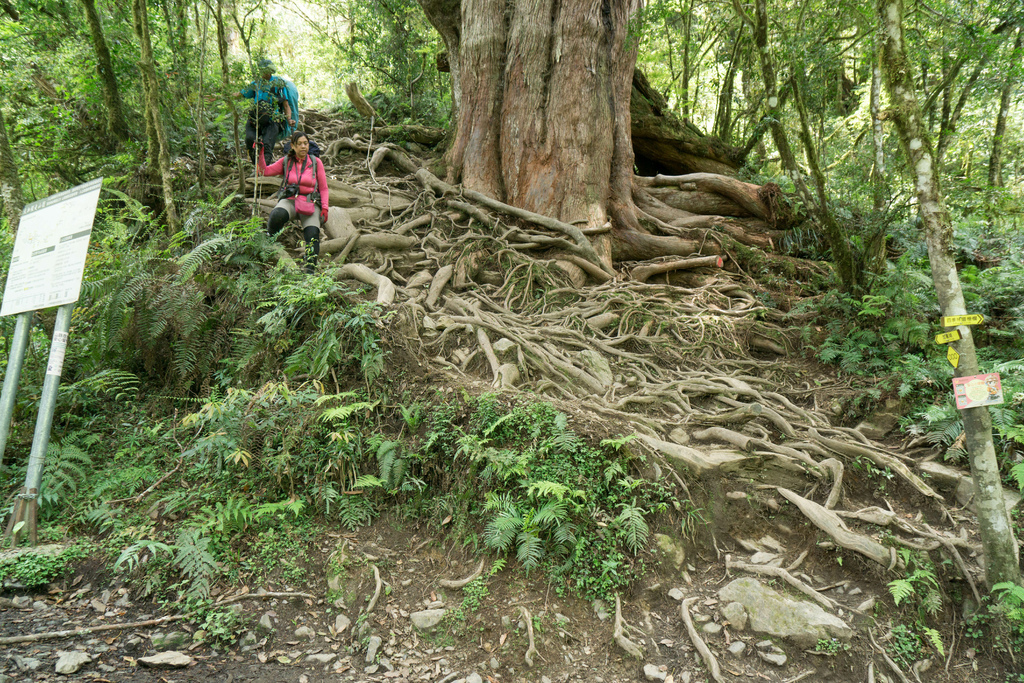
[{"xmin": 0, "ymin": 543, "xmax": 89, "ymax": 589}]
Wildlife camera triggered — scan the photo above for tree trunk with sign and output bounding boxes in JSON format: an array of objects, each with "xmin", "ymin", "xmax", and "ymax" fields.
[{"xmin": 877, "ymin": 0, "xmax": 1020, "ymax": 587}]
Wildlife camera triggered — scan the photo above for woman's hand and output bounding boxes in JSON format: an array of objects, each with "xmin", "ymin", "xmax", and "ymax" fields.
[{"xmin": 320, "ymin": 206, "xmax": 329, "ymax": 223}]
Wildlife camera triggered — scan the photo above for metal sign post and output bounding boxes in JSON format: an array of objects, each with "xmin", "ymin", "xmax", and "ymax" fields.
[
  {"xmin": 0, "ymin": 311, "xmax": 34, "ymax": 469},
  {"xmin": 0, "ymin": 177, "xmax": 102, "ymax": 545}
]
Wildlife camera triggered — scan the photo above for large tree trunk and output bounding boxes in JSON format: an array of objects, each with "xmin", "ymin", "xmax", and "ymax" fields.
[
  {"xmin": 418, "ymin": 0, "xmax": 741, "ymax": 270},
  {"xmin": 878, "ymin": 0, "xmax": 1020, "ymax": 588},
  {"xmin": 79, "ymin": 0, "xmax": 131, "ymax": 144},
  {"xmin": 0, "ymin": 105, "xmax": 24, "ymax": 233},
  {"xmin": 211, "ymin": 0, "xmax": 245, "ymax": 196},
  {"xmin": 131, "ymin": 0, "xmax": 180, "ymax": 233}
]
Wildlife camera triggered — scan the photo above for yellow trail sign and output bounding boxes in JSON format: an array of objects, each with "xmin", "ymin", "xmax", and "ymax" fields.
[
  {"xmin": 941, "ymin": 314, "xmax": 984, "ymax": 327},
  {"xmin": 947, "ymin": 346, "xmax": 960, "ymax": 368},
  {"xmin": 935, "ymin": 330, "xmax": 962, "ymax": 344}
]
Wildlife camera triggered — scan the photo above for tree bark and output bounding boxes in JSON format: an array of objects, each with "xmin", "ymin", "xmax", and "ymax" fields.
[
  {"xmin": 79, "ymin": 0, "xmax": 132, "ymax": 143},
  {"xmin": 737, "ymin": 0, "xmax": 859, "ymax": 291},
  {"xmin": 877, "ymin": 0, "xmax": 1020, "ymax": 588},
  {"xmin": 630, "ymin": 69, "xmax": 746, "ymax": 175},
  {"xmin": 988, "ymin": 28, "xmax": 1022, "ymax": 188},
  {"xmin": 0, "ymin": 104, "xmax": 24, "ymax": 233},
  {"xmin": 210, "ymin": 0, "xmax": 245, "ymax": 196},
  {"xmin": 421, "ymin": 0, "xmax": 652, "ymax": 270},
  {"xmin": 131, "ymin": 0, "xmax": 180, "ymax": 233}
]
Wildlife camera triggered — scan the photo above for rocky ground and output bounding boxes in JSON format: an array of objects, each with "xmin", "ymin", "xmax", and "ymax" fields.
[{"xmin": 1, "ymin": 500, "xmax": 1011, "ymax": 683}]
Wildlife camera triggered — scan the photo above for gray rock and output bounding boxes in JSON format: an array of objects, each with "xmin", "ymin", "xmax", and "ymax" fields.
[
  {"xmin": 151, "ymin": 631, "xmax": 189, "ymax": 650},
  {"xmin": 489, "ymin": 657, "xmax": 499, "ymax": 670},
  {"xmin": 756, "ymin": 640, "xmax": 774, "ymax": 650},
  {"xmin": 366, "ymin": 635, "xmax": 382, "ymax": 663},
  {"xmin": 306, "ymin": 653, "xmax": 337, "ymax": 664},
  {"xmin": 855, "ymin": 408, "xmax": 900, "ymax": 440},
  {"xmin": 728, "ymin": 641, "xmax": 747, "ymax": 655},
  {"xmin": 702, "ymin": 622, "xmax": 722, "ymax": 635},
  {"xmin": 364, "ymin": 664, "xmax": 379, "ymax": 674},
  {"xmin": 54, "ymin": 651, "xmax": 91, "ymax": 674},
  {"xmin": 592, "ymin": 599, "xmax": 610, "ymax": 621},
  {"xmin": 238, "ymin": 631, "xmax": 257, "ymax": 648},
  {"xmin": 466, "ymin": 674, "xmax": 484, "ymax": 683},
  {"xmin": 541, "ymin": 677, "xmax": 552, "ymax": 683},
  {"xmin": 138, "ymin": 651, "xmax": 193, "ymax": 668},
  {"xmin": 12, "ymin": 654, "xmax": 41, "ymax": 671},
  {"xmin": 493, "ymin": 338, "xmax": 518, "ymax": 359},
  {"xmin": 294, "ymin": 625, "xmax": 315, "ymax": 641},
  {"xmin": 334, "ymin": 613, "xmax": 351, "ymax": 634},
  {"xmin": 0, "ymin": 673, "xmax": 11, "ymax": 683},
  {"xmin": 718, "ymin": 578, "xmax": 853, "ymax": 648},
  {"xmin": 758, "ymin": 651, "xmax": 787, "ymax": 666},
  {"xmin": 410, "ymin": 608, "xmax": 446, "ymax": 630},
  {"xmin": 125, "ymin": 636, "xmax": 143, "ymax": 652},
  {"xmin": 643, "ymin": 663, "xmax": 668, "ymax": 681},
  {"xmin": 856, "ymin": 597, "xmax": 877, "ymax": 613},
  {"xmin": 32, "ymin": 600, "xmax": 48, "ymax": 611},
  {"xmin": 654, "ymin": 533, "xmax": 686, "ymax": 570},
  {"xmin": 11, "ymin": 596, "xmax": 31, "ymax": 608},
  {"xmin": 501, "ymin": 615, "xmax": 513, "ymax": 629},
  {"xmin": 258, "ymin": 613, "xmax": 275, "ymax": 632},
  {"xmin": 721, "ymin": 601, "xmax": 747, "ymax": 630},
  {"xmin": 749, "ymin": 552, "xmax": 778, "ymax": 565},
  {"xmin": 668, "ymin": 588, "xmax": 685, "ymax": 601}
]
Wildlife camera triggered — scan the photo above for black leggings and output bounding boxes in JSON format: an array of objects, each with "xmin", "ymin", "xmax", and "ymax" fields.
[
  {"xmin": 267, "ymin": 206, "xmax": 320, "ymax": 271},
  {"xmin": 245, "ymin": 117, "xmax": 282, "ymax": 163}
]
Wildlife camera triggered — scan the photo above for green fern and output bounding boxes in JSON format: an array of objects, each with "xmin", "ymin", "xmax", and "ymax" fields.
[
  {"xmin": 176, "ymin": 236, "xmax": 230, "ymax": 281},
  {"xmin": 115, "ymin": 539, "xmax": 175, "ymax": 573},
  {"xmin": 515, "ymin": 530, "xmax": 544, "ymax": 571},
  {"xmin": 175, "ymin": 528, "xmax": 218, "ymax": 600},
  {"xmin": 39, "ymin": 440, "xmax": 94, "ymax": 516},
  {"xmin": 889, "ymin": 578, "xmax": 915, "ymax": 606},
  {"xmin": 614, "ymin": 501, "xmax": 649, "ymax": 555},
  {"xmin": 1010, "ymin": 463, "xmax": 1024, "ymax": 491},
  {"xmin": 922, "ymin": 626, "xmax": 945, "ymax": 657}
]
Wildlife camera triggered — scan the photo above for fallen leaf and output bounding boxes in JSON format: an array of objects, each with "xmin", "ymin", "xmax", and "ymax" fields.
[
  {"xmin": 442, "ymin": 516, "xmax": 452, "ymax": 525},
  {"xmin": 499, "ymin": 633, "xmax": 507, "ymax": 647},
  {"xmin": 257, "ymin": 652, "xmax": 267, "ymax": 663}
]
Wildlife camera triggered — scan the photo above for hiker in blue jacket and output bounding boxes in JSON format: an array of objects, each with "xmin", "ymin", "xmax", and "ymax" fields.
[{"xmin": 237, "ymin": 59, "xmax": 294, "ymax": 164}]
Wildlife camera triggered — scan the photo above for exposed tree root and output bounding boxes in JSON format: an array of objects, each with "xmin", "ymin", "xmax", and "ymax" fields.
[
  {"xmin": 520, "ymin": 606, "xmax": 539, "ymax": 667},
  {"xmin": 612, "ymin": 595, "xmax": 644, "ymax": 659},
  {"xmin": 438, "ymin": 558, "xmax": 485, "ymax": 589},
  {"xmin": 681, "ymin": 597, "xmax": 725, "ymax": 683},
  {"xmin": 725, "ymin": 554, "xmax": 838, "ymax": 611}
]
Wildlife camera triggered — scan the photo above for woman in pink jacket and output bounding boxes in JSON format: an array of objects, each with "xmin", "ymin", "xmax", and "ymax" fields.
[{"xmin": 258, "ymin": 130, "xmax": 330, "ymax": 273}]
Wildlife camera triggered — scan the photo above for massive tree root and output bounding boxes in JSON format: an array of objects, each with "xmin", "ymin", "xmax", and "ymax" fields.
[{"xmin": 223, "ymin": 115, "xmax": 998, "ymax": 609}]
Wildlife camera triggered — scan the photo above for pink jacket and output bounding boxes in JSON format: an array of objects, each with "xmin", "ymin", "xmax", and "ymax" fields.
[{"xmin": 258, "ymin": 152, "xmax": 329, "ymax": 207}]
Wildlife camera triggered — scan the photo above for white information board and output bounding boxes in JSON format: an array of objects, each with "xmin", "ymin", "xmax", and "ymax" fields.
[{"xmin": 1, "ymin": 177, "xmax": 103, "ymax": 317}]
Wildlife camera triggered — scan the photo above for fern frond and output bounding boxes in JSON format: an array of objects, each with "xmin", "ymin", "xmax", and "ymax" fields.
[
  {"xmin": 515, "ymin": 530, "xmax": 544, "ymax": 570},
  {"xmin": 615, "ymin": 503, "xmax": 649, "ymax": 555},
  {"xmin": 922, "ymin": 627, "xmax": 945, "ymax": 656},
  {"xmin": 888, "ymin": 578, "xmax": 914, "ymax": 606},
  {"xmin": 177, "ymin": 236, "xmax": 230, "ymax": 281}
]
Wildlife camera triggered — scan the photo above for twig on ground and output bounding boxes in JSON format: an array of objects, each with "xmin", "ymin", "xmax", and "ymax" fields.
[{"xmin": 0, "ymin": 615, "xmax": 185, "ymax": 645}]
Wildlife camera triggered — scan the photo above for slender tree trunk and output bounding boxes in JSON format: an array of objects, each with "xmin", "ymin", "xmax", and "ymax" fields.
[
  {"xmin": 870, "ymin": 51, "xmax": 885, "ymax": 211},
  {"xmin": 79, "ymin": 0, "xmax": 131, "ymax": 143},
  {"xmin": 0, "ymin": 105, "xmax": 24, "ymax": 234},
  {"xmin": 877, "ymin": 0, "xmax": 1020, "ymax": 588},
  {"xmin": 791, "ymin": 73, "xmax": 858, "ymax": 290},
  {"xmin": 988, "ymin": 28, "xmax": 1022, "ymax": 188},
  {"xmin": 739, "ymin": 0, "xmax": 857, "ymax": 291},
  {"xmin": 131, "ymin": 0, "xmax": 180, "ymax": 233},
  {"xmin": 713, "ymin": 28, "xmax": 743, "ymax": 141},
  {"xmin": 212, "ymin": 0, "xmax": 245, "ymax": 195}
]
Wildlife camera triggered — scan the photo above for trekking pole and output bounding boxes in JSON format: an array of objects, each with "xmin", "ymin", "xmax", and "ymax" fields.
[{"xmin": 251, "ymin": 73, "xmax": 260, "ymax": 217}]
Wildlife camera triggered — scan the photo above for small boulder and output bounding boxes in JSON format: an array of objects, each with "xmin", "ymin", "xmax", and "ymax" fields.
[
  {"xmin": 410, "ymin": 608, "xmax": 446, "ymax": 630},
  {"xmin": 643, "ymin": 663, "xmax": 668, "ymax": 681},
  {"xmin": 728, "ymin": 641, "xmax": 747, "ymax": 656},
  {"xmin": 294, "ymin": 625, "xmax": 315, "ymax": 641},
  {"xmin": 138, "ymin": 651, "xmax": 193, "ymax": 669},
  {"xmin": 718, "ymin": 578, "xmax": 852, "ymax": 648},
  {"xmin": 721, "ymin": 601, "xmax": 747, "ymax": 630},
  {"xmin": 366, "ymin": 634, "xmax": 382, "ymax": 663},
  {"xmin": 334, "ymin": 613, "xmax": 351, "ymax": 634},
  {"xmin": 55, "ymin": 651, "xmax": 92, "ymax": 675},
  {"xmin": 150, "ymin": 631, "xmax": 189, "ymax": 650},
  {"xmin": 654, "ymin": 534, "xmax": 686, "ymax": 571}
]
